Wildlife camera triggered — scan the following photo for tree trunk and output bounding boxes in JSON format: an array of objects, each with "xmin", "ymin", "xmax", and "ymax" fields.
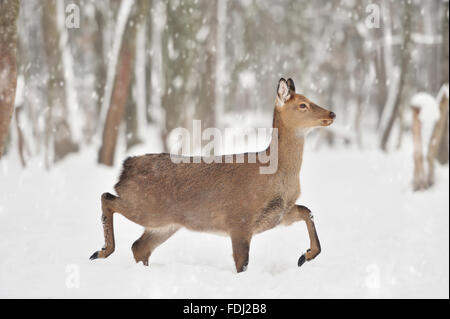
[
  {"xmin": 92, "ymin": 4, "xmax": 107, "ymax": 141},
  {"xmin": 98, "ymin": 49, "xmax": 134, "ymax": 166},
  {"xmin": 195, "ymin": 0, "xmax": 217, "ymax": 151},
  {"xmin": 98, "ymin": 5, "xmax": 139, "ymax": 166},
  {"xmin": 161, "ymin": 0, "xmax": 198, "ymax": 152},
  {"xmin": 125, "ymin": 76, "xmax": 143, "ymax": 150},
  {"xmin": 42, "ymin": 0, "xmax": 78, "ymax": 163},
  {"xmin": 426, "ymin": 91, "xmax": 449, "ymax": 187},
  {"xmin": 0, "ymin": 0, "xmax": 20, "ymax": 158},
  {"xmin": 214, "ymin": 0, "xmax": 227, "ymax": 129},
  {"xmin": 436, "ymin": 115, "xmax": 449, "ymax": 164},
  {"xmin": 374, "ymin": 40, "xmax": 388, "ymax": 128},
  {"xmin": 380, "ymin": 2, "xmax": 413, "ymax": 151},
  {"xmin": 14, "ymin": 105, "xmax": 27, "ymax": 167},
  {"xmin": 411, "ymin": 107, "xmax": 427, "ymax": 191},
  {"xmin": 126, "ymin": 0, "xmax": 148, "ymax": 150}
]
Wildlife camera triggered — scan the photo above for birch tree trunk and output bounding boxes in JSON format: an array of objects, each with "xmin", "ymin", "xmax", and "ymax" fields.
[{"xmin": 0, "ymin": 0, "xmax": 20, "ymax": 158}]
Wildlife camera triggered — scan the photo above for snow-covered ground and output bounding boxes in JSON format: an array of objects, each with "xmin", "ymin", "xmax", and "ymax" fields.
[{"xmin": 0, "ymin": 134, "xmax": 448, "ymax": 298}]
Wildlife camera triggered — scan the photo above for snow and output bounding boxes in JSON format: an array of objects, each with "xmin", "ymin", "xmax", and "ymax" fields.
[
  {"xmin": 409, "ymin": 92, "xmax": 442, "ymax": 152},
  {"xmin": 0, "ymin": 131, "xmax": 448, "ymax": 298},
  {"xmin": 436, "ymin": 83, "xmax": 449, "ymax": 103},
  {"xmin": 14, "ymin": 74, "xmax": 24, "ymax": 107},
  {"xmin": 238, "ymin": 70, "xmax": 256, "ymax": 89},
  {"xmin": 410, "ymin": 92, "xmax": 440, "ymax": 123},
  {"xmin": 195, "ymin": 25, "xmax": 210, "ymax": 43}
]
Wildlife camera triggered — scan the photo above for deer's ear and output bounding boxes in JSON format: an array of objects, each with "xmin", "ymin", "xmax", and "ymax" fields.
[
  {"xmin": 287, "ymin": 78, "xmax": 295, "ymax": 93},
  {"xmin": 277, "ymin": 78, "xmax": 291, "ymax": 104}
]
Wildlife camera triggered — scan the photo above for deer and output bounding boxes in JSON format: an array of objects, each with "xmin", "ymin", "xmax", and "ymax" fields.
[{"xmin": 90, "ymin": 78, "xmax": 336, "ymax": 273}]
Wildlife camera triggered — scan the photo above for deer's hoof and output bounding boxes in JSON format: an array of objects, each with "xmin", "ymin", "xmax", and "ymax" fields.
[
  {"xmin": 89, "ymin": 251, "xmax": 99, "ymax": 260},
  {"xmin": 298, "ymin": 254, "xmax": 306, "ymax": 267},
  {"xmin": 133, "ymin": 255, "xmax": 150, "ymax": 266},
  {"xmin": 134, "ymin": 259, "xmax": 149, "ymax": 266}
]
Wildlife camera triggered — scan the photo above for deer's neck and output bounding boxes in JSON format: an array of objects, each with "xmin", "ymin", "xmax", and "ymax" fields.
[{"xmin": 270, "ymin": 108, "xmax": 305, "ymax": 175}]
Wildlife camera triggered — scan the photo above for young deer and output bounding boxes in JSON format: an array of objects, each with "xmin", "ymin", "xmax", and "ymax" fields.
[{"xmin": 90, "ymin": 78, "xmax": 335, "ymax": 273}]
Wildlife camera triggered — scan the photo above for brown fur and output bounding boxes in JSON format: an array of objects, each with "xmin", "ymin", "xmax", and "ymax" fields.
[{"xmin": 90, "ymin": 78, "xmax": 335, "ymax": 273}]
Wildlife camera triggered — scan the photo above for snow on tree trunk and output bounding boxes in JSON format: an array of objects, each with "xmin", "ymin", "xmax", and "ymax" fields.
[{"xmin": 0, "ymin": 0, "xmax": 20, "ymax": 158}]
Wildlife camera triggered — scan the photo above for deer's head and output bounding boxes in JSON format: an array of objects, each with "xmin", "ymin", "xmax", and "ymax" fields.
[{"xmin": 275, "ymin": 78, "xmax": 335, "ymax": 131}]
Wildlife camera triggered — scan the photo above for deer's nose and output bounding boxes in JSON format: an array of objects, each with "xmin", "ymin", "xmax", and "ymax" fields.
[{"xmin": 329, "ymin": 112, "xmax": 336, "ymax": 119}]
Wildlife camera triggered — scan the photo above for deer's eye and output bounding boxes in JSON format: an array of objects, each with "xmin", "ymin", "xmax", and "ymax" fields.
[{"xmin": 299, "ymin": 103, "xmax": 307, "ymax": 109}]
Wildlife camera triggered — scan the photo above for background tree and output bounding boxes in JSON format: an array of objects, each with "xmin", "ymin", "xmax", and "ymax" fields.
[
  {"xmin": 98, "ymin": 0, "xmax": 142, "ymax": 166},
  {"xmin": 0, "ymin": 0, "xmax": 447, "ymax": 189},
  {"xmin": 160, "ymin": 0, "xmax": 201, "ymax": 153},
  {"xmin": 380, "ymin": 1, "xmax": 413, "ymax": 151},
  {"xmin": 0, "ymin": 0, "xmax": 20, "ymax": 157},
  {"xmin": 41, "ymin": 0, "xmax": 79, "ymax": 164},
  {"xmin": 426, "ymin": 85, "xmax": 449, "ymax": 187}
]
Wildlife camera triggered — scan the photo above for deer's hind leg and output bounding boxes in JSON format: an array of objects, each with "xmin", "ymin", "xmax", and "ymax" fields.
[
  {"xmin": 132, "ymin": 226, "xmax": 179, "ymax": 266},
  {"xmin": 90, "ymin": 192, "xmax": 123, "ymax": 260},
  {"xmin": 282, "ymin": 205, "xmax": 321, "ymax": 267}
]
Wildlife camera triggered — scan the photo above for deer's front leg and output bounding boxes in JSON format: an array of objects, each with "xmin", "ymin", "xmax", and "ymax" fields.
[
  {"xmin": 230, "ymin": 232, "xmax": 252, "ymax": 273},
  {"xmin": 282, "ymin": 205, "xmax": 321, "ymax": 267}
]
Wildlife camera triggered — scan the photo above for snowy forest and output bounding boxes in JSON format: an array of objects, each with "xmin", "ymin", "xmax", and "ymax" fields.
[{"xmin": 0, "ymin": 0, "xmax": 449, "ymax": 298}]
